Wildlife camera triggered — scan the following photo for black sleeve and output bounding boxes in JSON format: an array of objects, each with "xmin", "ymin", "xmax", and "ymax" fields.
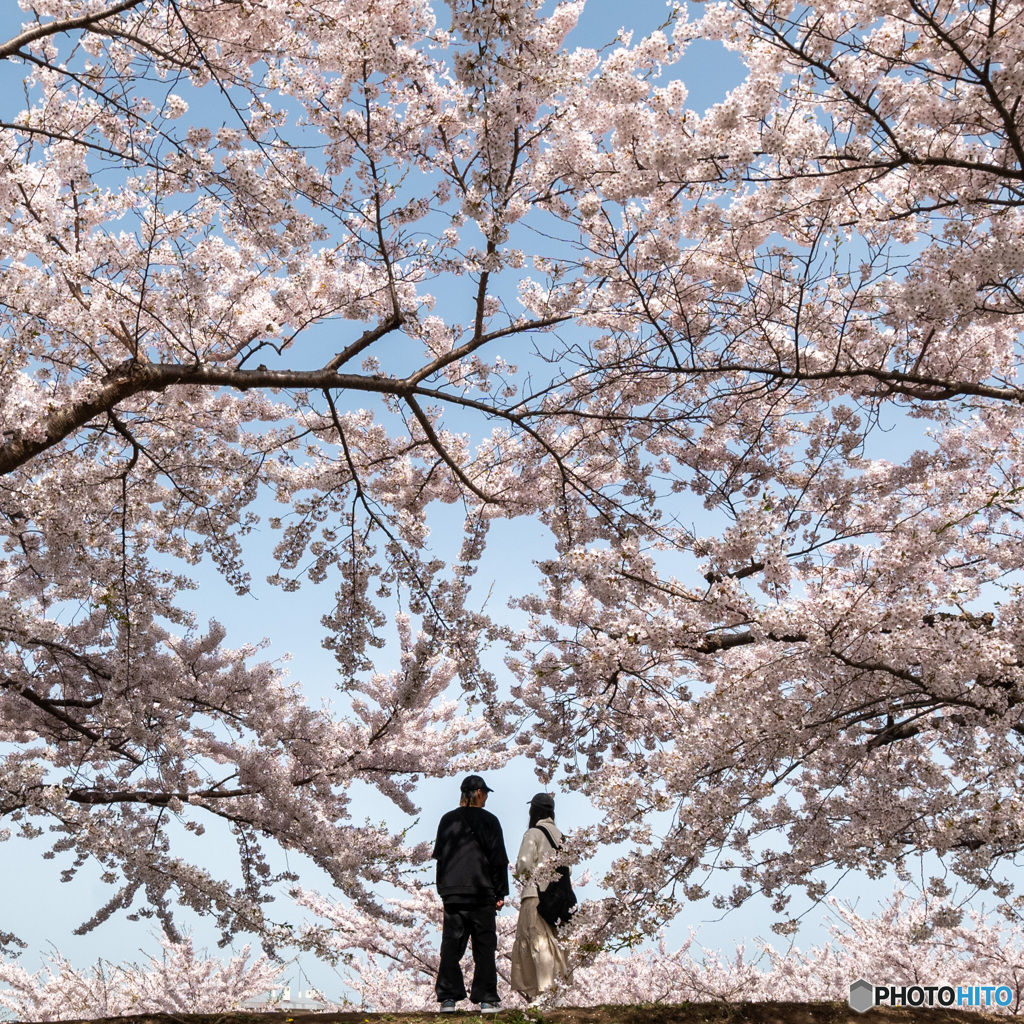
[
  {"xmin": 431, "ymin": 810, "xmax": 450, "ymax": 861},
  {"xmin": 486, "ymin": 815, "xmax": 510, "ymax": 899}
]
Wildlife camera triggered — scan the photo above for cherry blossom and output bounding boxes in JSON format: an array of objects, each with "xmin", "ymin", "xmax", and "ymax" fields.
[
  {"xmin": 0, "ymin": 938, "xmax": 282, "ymax": 1020},
  {"xmin": 293, "ymin": 883, "xmax": 1024, "ymax": 1012},
  {"xmin": 5, "ymin": 0, "xmax": 1024, "ymax": 963}
]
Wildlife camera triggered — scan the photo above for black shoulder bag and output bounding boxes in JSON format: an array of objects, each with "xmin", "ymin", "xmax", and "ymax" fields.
[{"xmin": 533, "ymin": 825, "xmax": 578, "ymax": 929}]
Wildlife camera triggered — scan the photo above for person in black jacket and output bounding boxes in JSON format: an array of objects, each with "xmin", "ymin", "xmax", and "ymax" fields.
[{"xmin": 431, "ymin": 774, "xmax": 510, "ymax": 1014}]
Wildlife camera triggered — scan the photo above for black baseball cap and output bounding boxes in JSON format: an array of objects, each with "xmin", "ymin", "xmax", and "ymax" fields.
[{"xmin": 460, "ymin": 774, "xmax": 494, "ymax": 793}]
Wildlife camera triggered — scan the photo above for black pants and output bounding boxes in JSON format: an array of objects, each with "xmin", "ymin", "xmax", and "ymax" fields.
[{"xmin": 435, "ymin": 902, "xmax": 499, "ymax": 1004}]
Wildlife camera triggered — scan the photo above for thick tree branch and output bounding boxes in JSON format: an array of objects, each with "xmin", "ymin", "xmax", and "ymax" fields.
[
  {"xmin": 65, "ymin": 786, "xmax": 255, "ymax": 806},
  {"xmin": 0, "ymin": 0, "xmax": 147, "ymax": 60},
  {"xmin": 0, "ymin": 360, "xmax": 406, "ymax": 477}
]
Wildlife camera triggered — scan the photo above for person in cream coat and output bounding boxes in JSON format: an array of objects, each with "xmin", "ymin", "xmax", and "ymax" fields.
[{"xmin": 510, "ymin": 792, "xmax": 573, "ymax": 1001}]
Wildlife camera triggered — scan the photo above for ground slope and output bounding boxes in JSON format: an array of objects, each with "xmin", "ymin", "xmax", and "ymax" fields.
[{"xmin": 47, "ymin": 1004, "xmax": 1002, "ymax": 1024}]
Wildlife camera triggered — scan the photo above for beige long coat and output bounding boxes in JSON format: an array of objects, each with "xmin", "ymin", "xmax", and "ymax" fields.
[{"xmin": 509, "ymin": 818, "xmax": 573, "ymax": 999}]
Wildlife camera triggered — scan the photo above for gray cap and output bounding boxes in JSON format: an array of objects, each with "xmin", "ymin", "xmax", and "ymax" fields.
[{"xmin": 529, "ymin": 792, "xmax": 555, "ymax": 814}]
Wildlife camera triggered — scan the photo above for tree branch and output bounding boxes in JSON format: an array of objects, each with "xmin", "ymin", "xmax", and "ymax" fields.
[{"xmin": 0, "ymin": 0, "xmax": 147, "ymax": 61}]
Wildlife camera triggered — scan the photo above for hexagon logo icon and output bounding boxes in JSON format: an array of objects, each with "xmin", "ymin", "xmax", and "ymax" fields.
[{"xmin": 849, "ymin": 979, "xmax": 874, "ymax": 1013}]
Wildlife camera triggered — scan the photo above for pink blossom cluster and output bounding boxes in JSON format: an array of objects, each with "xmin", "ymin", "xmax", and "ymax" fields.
[{"xmin": 0, "ymin": 938, "xmax": 282, "ymax": 1020}]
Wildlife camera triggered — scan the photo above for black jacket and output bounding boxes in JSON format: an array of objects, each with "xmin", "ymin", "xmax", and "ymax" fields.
[{"xmin": 432, "ymin": 806, "xmax": 510, "ymax": 904}]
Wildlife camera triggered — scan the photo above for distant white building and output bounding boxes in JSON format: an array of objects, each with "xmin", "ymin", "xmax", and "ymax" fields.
[{"xmin": 244, "ymin": 983, "xmax": 328, "ymax": 1011}]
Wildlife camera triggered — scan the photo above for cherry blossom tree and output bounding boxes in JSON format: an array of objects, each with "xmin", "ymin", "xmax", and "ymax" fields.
[
  {"xmin": 504, "ymin": 0, "xmax": 1024, "ymax": 936},
  {"xmin": 0, "ymin": 0, "xmax": 586, "ymax": 950},
  {"xmin": 293, "ymin": 883, "xmax": 1024, "ymax": 1011},
  {"xmin": 0, "ymin": 938, "xmax": 283, "ymax": 1020},
  {"xmin": 5, "ymin": 0, "xmax": 1024, "ymax": 962},
  {"xmin": 6, "ymin": 886, "xmax": 1024, "ymax": 1015}
]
